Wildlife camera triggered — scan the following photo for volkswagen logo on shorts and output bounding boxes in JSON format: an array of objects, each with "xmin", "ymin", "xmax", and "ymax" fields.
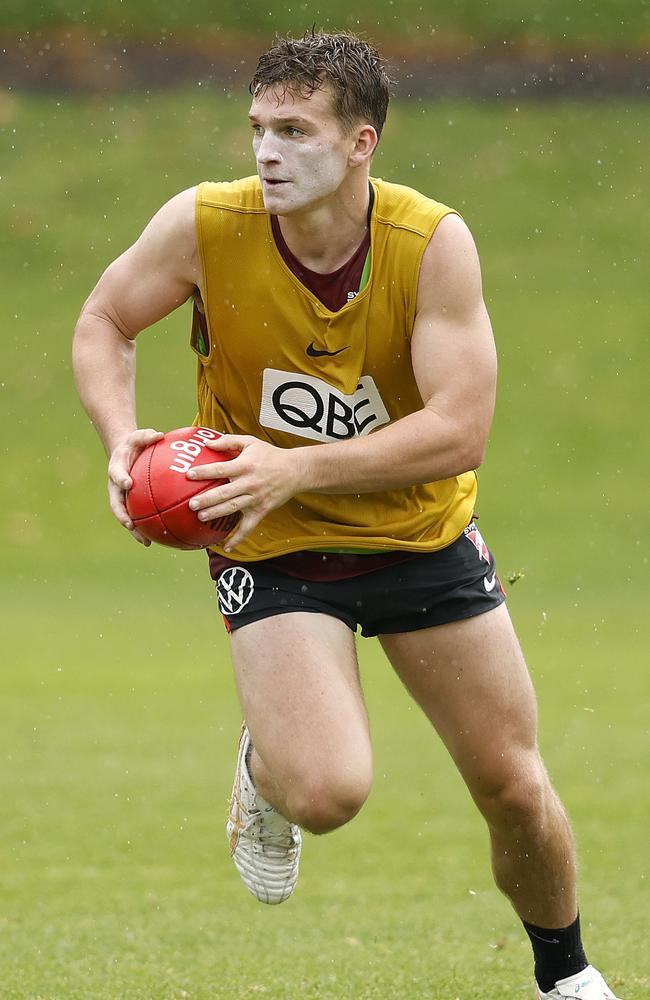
[{"xmin": 216, "ymin": 567, "xmax": 255, "ymax": 615}]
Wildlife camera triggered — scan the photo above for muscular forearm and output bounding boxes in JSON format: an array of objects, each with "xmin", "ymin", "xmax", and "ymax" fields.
[
  {"xmin": 72, "ymin": 310, "xmax": 138, "ymax": 455},
  {"xmin": 297, "ymin": 405, "xmax": 487, "ymax": 494}
]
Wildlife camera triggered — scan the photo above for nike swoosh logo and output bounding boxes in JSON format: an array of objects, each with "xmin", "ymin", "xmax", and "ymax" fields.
[
  {"xmin": 483, "ymin": 572, "xmax": 497, "ymax": 592},
  {"xmin": 306, "ymin": 342, "xmax": 350, "ymax": 358},
  {"xmin": 527, "ymin": 928, "xmax": 560, "ymax": 945}
]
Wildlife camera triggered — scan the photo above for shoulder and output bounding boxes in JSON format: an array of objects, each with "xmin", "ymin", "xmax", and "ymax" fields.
[
  {"xmin": 197, "ymin": 176, "xmax": 265, "ymax": 214},
  {"xmin": 420, "ymin": 213, "xmax": 481, "ymax": 278},
  {"xmin": 371, "ymin": 177, "xmax": 456, "ymax": 238},
  {"xmin": 417, "ymin": 214, "xmax": 484, "ymax": 317},
  {"xmin": 131, "ymin": 186, "xmax": 200, "ymax": 275},
  {"xmin": 141, "ymin": 187, "xmax": 197, "ymax": 245}
]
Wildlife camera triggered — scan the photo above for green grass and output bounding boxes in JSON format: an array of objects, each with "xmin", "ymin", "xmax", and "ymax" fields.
[
  {"xmin": 1, "ymin": 91, "xmax": 648, "ymax": 996},
  {"xmin": 2, "ymin": 0, "xmax": 650, "ymax": 45},
  {"xmin": 1, "ymin": 585, "xmax": 647, "ymax": 998}
]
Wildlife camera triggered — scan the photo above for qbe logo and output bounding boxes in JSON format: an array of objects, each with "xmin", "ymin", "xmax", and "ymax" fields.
[
  {"xmin": 259, "ymin": 368, "xmax": 390, "ymax": 442},
  {"xmin": 216, "ymin": 567, "xmax": 255, "ymax": 615}
]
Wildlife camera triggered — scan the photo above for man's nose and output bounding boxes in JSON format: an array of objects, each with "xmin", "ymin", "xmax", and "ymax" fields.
[{"xmin": 256, "ymin": 132, "xmax": 282, "ymax": 163}]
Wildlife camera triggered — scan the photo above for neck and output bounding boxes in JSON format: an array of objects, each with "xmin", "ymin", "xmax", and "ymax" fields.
[{"xmin": 276, "ymin": 173, "xmax": 371, "ymax": 274}]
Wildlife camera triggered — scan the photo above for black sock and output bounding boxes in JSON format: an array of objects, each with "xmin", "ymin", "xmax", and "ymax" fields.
[{"xmin": 523, "ymin": 913, "xmax": 588, "ymax": 993}]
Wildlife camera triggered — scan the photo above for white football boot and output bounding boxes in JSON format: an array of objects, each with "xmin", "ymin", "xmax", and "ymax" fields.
[
  {"xmin": 226, "ymin": 723, "xmax": 302, "ymax": 904},
  {"xmin": 536, "ymin": 965, "xmax": 621, "ymax": 999}
]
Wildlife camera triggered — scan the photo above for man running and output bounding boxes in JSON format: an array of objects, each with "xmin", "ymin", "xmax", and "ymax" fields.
[{"xmin": 73, "ymin": 31, "xmax": 620, "ymax": 1000}]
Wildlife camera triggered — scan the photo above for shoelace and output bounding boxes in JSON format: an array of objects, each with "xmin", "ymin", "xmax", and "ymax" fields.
[{"xmin": 247, "ymin": 808, "xmax": 299, "ymax": 853}]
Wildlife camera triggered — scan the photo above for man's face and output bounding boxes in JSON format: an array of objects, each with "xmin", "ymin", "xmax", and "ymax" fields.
[{"xmin": 248, "ymin": 84, "xmax": 356, "ymax": 215}]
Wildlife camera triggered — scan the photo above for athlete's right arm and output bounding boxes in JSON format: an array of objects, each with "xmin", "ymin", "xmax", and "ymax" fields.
[{"xmin": 72, "ymin": 186, "xmax": 200, "ymax": 544}]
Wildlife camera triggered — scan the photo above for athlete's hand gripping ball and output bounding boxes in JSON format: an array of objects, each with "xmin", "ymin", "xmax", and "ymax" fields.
[
  {"xmin": 186, "ymin": 433, "xmax": 307, "ymax": 552},
  {"xmin": 125, "ymin": 427, "xmax": 240, "ymax": 549}
]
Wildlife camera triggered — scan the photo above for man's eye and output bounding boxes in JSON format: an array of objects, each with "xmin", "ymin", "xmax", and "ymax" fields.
[
  {"xmin": 285, "ymin": 127, "xmax": 303, "ymax": 136},
  {"xmin": 251, "ymin": 125, "xmax": 263, "ymax": 136}
]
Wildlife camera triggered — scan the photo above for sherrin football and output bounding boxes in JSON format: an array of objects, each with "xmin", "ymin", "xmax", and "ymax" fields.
[{"xmin": 125, "ymin": 426, "xmax": 239, "ymax": 549}]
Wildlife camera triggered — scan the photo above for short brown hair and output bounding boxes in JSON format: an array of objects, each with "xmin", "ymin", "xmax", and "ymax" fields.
[{"xmin": 249, "ymin": 31, "xmax": 392, "ymax": 139}]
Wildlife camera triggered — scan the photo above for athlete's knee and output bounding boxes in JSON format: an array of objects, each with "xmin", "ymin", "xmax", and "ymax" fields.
[
  {"xmin": 471, "ymin": 752, "xmax": 553, "ymax": 833},
  {"xmin": 285, "ymin": 767, "xmax": 373, "ymax": 834}
]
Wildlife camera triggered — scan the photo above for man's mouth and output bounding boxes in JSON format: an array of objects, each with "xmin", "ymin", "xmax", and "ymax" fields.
[{"xmin": 262, "ymin": 178, "xmax": 288, "ymax": 186}]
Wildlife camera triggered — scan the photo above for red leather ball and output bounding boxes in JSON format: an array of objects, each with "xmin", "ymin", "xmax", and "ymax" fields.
[{"xmin": 126, "ymin": 426, "xmax": 239, "ymax": 549}]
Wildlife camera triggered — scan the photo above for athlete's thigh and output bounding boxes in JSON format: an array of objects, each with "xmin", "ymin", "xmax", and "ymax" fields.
[
  {"xmin": 230, "ymin": 611, "xmax": 371, "ymax": 787},
  {"xmin": 379, "ymin": 604, "xmax": 539, "ymax": 791}
]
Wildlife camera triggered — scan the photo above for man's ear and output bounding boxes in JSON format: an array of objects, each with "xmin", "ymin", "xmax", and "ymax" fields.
[{"xmin": 349, "ymin": 124, "xmax": 378, "ymax": 167}]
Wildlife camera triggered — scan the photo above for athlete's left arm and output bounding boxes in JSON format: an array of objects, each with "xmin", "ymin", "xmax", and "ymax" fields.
[
  {"xmin": 404, "ymin": 211, "xmax": 498, "ymax": 476},
  {"xmin": 188, "ymin": 214, "xmax": 497, "ymax": 552}
]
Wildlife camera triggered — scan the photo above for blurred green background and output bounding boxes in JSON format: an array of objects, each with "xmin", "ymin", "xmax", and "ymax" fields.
[
  {"xmin": 1, "ymin": 2, "xmax": 648, "ymax": 998},
  {"xmin": 3, "ymin": 0, "xmax": 650, "ymax": 43}
]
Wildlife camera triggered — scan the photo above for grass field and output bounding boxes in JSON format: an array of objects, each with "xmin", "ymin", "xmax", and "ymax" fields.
[
  {"xmin": 1, "ymin": 89, "xmax": 649, "ymax": 997},
  {"xmin": 2, "ymin": 0, "xmax": 649, "ymax": 45}
]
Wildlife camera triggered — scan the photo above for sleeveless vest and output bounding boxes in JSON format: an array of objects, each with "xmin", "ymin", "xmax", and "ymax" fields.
[{"xmin": 192, "ymin": 175, "xmax": 477, "ymax": 560}]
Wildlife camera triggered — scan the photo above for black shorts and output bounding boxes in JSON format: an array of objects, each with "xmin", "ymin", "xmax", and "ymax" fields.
[{"xmin": 208, "ymin": 521, "xmax": 506, "ymax": 638}]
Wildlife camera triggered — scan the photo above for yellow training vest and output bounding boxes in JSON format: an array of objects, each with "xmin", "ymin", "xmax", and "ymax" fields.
[{"xmin": 192, "ymin": 175, "xmax": 477, "ymax": 560}]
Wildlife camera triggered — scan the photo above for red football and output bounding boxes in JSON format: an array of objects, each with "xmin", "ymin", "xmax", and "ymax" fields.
[{"xmin": 125, "ymin": 426, "xmax": 239, "ymax": 550}]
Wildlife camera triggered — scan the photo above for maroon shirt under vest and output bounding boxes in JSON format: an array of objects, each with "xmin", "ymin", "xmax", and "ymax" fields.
[{"xmin": 269, "ymin": 186, "xmax": 374, "ymax": 312}]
